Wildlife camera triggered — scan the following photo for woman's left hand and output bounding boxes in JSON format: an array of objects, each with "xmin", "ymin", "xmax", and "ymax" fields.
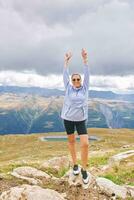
[{"xmin": 81, "ymin": 48, "xmax": 88, "ymax": 64}]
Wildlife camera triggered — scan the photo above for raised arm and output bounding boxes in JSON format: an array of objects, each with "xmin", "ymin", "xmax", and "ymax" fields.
[
  {"xmin": 81, "ymin": 48, "xmax": 90, "ymax": 91},
  {"xmin": 83, "ymin": 63, "xmax": 90, "ymax": 90},
  {"xmin": 63, "ymin": 52, "xmax": 72, "ymax": 89},
  {"xmin": 63, "ymin": 66, "xmax": 70, "ymax": 89}
]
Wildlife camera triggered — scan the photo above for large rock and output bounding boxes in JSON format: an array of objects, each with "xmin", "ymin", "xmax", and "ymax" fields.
[
  {"xmin": 0, "ymin": 184, "xmax": 65, "ymax": 200},
  {"xmin": 40, "ymin": 155, "xmax": 70, "ymax": 172},
  {"xmin": 96, "ymin": 177, "xmax": 128, "ymax": 199},
  {"xmin": 108, "ymin": 150, "xmax": 134, "ymax": 166},
  {"xmin": 63, "ymin": 163, "xmax": 132, "ymax": 197},
  {"xmin": 63, "ymin": 165, "xmax": 96, "ymax": 190},
  {"xmin": 11, "ymin": 166, "xmax": 51, "ymax": 185},
  {"xmin": 125, "ymin": 185, "xmax": 134, "ymax": 198}
]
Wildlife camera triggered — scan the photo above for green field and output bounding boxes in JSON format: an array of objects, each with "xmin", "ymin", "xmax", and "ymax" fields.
[{"xmin": 0, "ymin": 128, "xmax": 134, "ymax": 192}]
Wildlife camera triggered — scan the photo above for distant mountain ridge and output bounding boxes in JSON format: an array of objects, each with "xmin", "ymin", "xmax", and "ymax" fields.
[
  {"xmin": 0, "ymin": 91, "xmax": 134, "ymax": 134},
  {"xmin": 0, "ymin": 85, "xmax": 134, "ymax": 101}
]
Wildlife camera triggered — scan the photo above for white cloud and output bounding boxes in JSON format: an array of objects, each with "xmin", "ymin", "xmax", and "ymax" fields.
[
  {"xmin": 0, "ymin": 70, "xmax": 134, "ymax": 94},
  {"xmin": 0, "ymin": 0, "xmax": 134, "ymax": 93},
  {"xmin": 91, "ymin": 74, "xmax": 134, "ymax": 93}
]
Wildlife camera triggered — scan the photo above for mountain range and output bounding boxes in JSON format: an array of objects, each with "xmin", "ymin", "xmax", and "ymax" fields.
[
  {"xmin": 0, "ymin": 85, "xmax": 134, "ymax": 134},
  {"xmin": 0, "ymin": 85, "xmax": 134, "ymax": 101}
]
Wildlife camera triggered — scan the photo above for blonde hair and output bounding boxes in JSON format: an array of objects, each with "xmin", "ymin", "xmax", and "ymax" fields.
[{"xmin": 71, "ymin": 73, "xmax": 81, "ymax": 80}]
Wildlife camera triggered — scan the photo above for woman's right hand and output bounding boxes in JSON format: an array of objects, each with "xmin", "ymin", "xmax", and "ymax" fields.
[{"xmin": 64, "ymin": 52, "xmax": 72, "ymax": 67}]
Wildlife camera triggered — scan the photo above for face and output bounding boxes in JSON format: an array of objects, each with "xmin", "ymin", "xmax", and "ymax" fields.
[{"xmin": 71, "ymin": 74, "xmax": 82, "ymax": 88}]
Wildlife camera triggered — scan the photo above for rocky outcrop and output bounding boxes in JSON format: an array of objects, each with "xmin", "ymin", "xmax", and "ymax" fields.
[
  {"xmin": 64, "ymin": 167, "xmax": 134, "ymax": 199},
  {"xmin": 109, "ymin": 150, "xmax": 134, "ymax": 163},
  {"xmin": 63, "ymin": 166, "xmax": 96, "ymax": 190},
  {"xmin": 98, "ymin": 149, "xmax": 134, "ymax": 173},
  {"xmin": 40, "ymin": 155, "xmax": 70, "ymax": 172},
  {"xmin": 108, "ymin": 150, "xmax": 134, "ymax": 166},
  {"xmin": 1, "ymin": 151, "xmax": 134, "ymax": 200},
  {"xmin": 0, "ymin": 184, "xmax": 65, "ymax": 200},
  {"xmin": 96, "ymin": 177, "xmax": 128, "ymax": 199},
  {"xmin": 11, "ymin": 166, "xmax": 51, "ymax": 185},
  {"xmin": 9, "ymin": 164, "xmax": 134, "ymax": 199}
]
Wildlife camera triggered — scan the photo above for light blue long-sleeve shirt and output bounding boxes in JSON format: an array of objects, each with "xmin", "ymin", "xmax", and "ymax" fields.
[{"xmin": 60, "ymin": 63, "xmax": 90, "ymax": 121}]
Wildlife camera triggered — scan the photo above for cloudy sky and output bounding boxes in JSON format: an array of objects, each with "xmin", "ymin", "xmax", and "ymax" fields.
[{"xmin": 0, "ymin": 0, "xmax": 134, "ymax": 93}]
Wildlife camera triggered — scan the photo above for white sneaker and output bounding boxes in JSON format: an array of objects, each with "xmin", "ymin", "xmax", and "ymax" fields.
[
  {"xmin": 73, "ymin": 164, "xmax": 81, "ymax": 175},
  {"xmin": 81, "ymin": 168, "xmax": 90, "ymax": 184}
]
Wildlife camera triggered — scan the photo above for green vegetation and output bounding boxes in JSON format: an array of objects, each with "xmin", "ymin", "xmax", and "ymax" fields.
[{"xmin": 0, "ymin": 128, "xmax": 134, "ymax": 188}]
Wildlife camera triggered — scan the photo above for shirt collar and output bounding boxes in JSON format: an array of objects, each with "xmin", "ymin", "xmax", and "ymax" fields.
[{"xmin": 72, "ymin": 85, "xmax": 83, "ymax": 90}]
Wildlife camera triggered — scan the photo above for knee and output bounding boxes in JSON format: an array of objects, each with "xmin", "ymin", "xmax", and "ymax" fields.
[
  {"xmin": 68, "ymin": 139, "xmax": 75, "ymax": 145},
  {"xmin": 81, "ymin": 141, "xmax": 89, "ymax": 148}
]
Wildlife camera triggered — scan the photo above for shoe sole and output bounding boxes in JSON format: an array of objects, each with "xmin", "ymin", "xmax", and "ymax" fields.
[{"xmin": 82, "ymin": 178, "xmax": 89, "ymax": 184}]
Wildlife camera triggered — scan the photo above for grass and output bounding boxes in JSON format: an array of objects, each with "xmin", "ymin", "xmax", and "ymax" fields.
[
  {"xmin": 88, "ymin": 154, "xmax": 112, "ymax": 167},
  {"xmin": 0, "ymin": 128, "xmax": 134, "ymax": 186},
  {"xmin": 100, "ymin": 156, "xmax": 134, "ymax": 186},
  {"xmin": 77, "ymin": 153, "xmax": 112, "ymax": 167},
  {"xmin": 102, "ymin": 172, "xmax": 134, "ymax": 186},
  {"xmin": 40, "ymin": 166, "xmax": 69, "ymax": 178}
]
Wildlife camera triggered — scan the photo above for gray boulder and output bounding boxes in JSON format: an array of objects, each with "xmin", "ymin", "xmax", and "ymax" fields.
[
  {"xmin": 11, "ymin": 166, "xmax": 51, "ymax": 185},
  {"xmin": 0, "ymin": 184, "xmax": 65, "ymax": 200}
]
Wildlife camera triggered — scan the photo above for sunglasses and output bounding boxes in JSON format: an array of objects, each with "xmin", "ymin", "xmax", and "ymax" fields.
[{"xmin": 72, "ymin": 78, "xmax": 81, "ymax": 82}]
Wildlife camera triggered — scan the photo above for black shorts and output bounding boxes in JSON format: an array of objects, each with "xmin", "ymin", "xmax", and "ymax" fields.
[{"xmin": 63, "ymin": 119, "xmax": 88, "ymax": 135}]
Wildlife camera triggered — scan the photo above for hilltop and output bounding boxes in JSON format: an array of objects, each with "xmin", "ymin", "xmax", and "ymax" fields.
[{"xmin": 0, "ymin": 128, "xmax": 134, "ymax": 199}]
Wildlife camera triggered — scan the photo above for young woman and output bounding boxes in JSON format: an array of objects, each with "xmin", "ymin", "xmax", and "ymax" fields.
[{"xmin": 60, "ymin": 48, "xmax": 90, "ymax": 184}]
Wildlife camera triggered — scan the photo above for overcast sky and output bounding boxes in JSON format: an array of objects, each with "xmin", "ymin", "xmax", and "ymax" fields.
[{"xmin": 0, "ymin": 0, "xmax": 134, "ymax": 93}]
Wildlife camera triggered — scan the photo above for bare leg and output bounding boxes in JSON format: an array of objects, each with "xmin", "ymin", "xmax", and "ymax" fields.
[
  {"xmin": 67, "ymin": 134, "xmax": 77, "ymax": 165},
  {"xmin": 79, "ymin": 134, "xmax": 89, "ymax": 170}
]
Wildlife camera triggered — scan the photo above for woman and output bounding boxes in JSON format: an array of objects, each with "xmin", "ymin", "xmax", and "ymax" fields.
[{"xmin": 60, "ymin": 48, "xmax": 90, "ymax": 184}]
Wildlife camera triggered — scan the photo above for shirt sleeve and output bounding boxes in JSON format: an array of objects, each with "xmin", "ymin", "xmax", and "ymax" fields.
[
  {"xmin": 63, "ymin": 66, "xmax": 70, "ymax": 89},
  {"xmin": 83, "ymin": 63, "xmax": 90, "ymax": 91}
]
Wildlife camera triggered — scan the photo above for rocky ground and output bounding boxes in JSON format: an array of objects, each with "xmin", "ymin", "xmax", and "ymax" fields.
[
  {"xmin": 0, "ymin": 151, "xmax": 134, "ymax": 200},
  {"xmin": 0, "ymin": 129, "xmax": 134, "ymax": 199}
]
